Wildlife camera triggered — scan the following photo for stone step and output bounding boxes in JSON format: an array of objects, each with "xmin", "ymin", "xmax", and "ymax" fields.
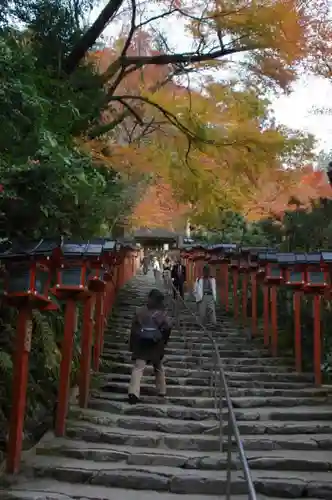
[
  {"xmin": 101, "ymin": 372, "xmax": 312, "ymax": 389},
  {"xmin": 21, "ymin": 456, "xmax": 248, "ymax": 495},
  {"xmin": 103, "ymin": 346, "xmax": 273, "ymax": 358},
  {"xmin": 65, "ymin": 420, "xmax": 332, "ymax": 452},
  {"xmin": 98, "ymin": 381, "xmax": 329, "ymax": 399},
  {"xmin": 22, "ymin": 455, "xmax": 332, "ymax": 497},
  {"xmin": 86, "ymin": 399, "xmax": 332, "ymax": 423},
  {"xmin": 100, "ymin": 368, "xmax": 314, "ymax": 383},
  {"xmin": 91, "ymin": 392, "xmax": 330, "ymax": 408},
  {"xmin": 101, "ymin": 361, "xmax": 305, "ymax": 376},
  {"xmin": 102, "ymin": 359, "xmax": 297, "ymax": 371},
  {"xmin": 87, "ymin": 398, "xmax": 253, "ymax": 420},
  {"xmin": 104, "ymin": 334, "xmax": 254, "ymax": 344},
  {"xmin": 37, "ymin": 438, "xmax": 332, "ymax": 473},
  {"xmin": 104, "ymin": 340, "xmax": 268, "ymax": 350},
  {"xmin": 102, "ymin": 350, "xmax": 294, "ymax": 366},
  {"xmin": 0, "ymin": 479, "xmax": 265, "ymax": 500},
  {"xmin": 70, "ymin": 408, "xmax": 332, "ymax": 436}
]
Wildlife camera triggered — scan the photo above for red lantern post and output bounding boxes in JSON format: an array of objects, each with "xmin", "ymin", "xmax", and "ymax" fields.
[
  {"xmin": 0, "ymin": 238, "xmax": 61, "ymax": 474},
  {"xmin": 238, "ymin": 248, "xmax": 250, "ymax": 326},
  {"xmin": 229, "ymin": 252, "xmax": 240, "ymax": 319},
  {"xmin": 278, "ymin": 253, "xmax": 306, "ymax": 373},
  {"xmin": 303, "ymin": 252, "xmax": 329, "ymax": 386},
  {"xmin": 91, "ymin": 240, "xmax": 122, "ymax": 373},
  {"xmin": 263, "ymin": 253, "xmax": 284, "ymax": 356},
  {"xmin": 51, "ymin": 241, "xmax": 92, "ymax": 437}
]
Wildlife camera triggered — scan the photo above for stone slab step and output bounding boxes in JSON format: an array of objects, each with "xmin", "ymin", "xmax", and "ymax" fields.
[
  {"xmin": 92, "ymin": 390, "xmax": 330, "ymax": 408},
  {"xmin": 103, "ymin": 342, "xmax": 271, "ymax": 358},
  {"xmin": 20, "ymin": 456, "xmax": 248, "ymax": 495},
  {"xmin": 94, "ymin": 381, "xmax": 331, "ymax": 398},
  {"xmin": 103, "ymin": 346, "xmax": 273, "ymax": 358},
  {"xmin": 104, "ymin": 340, "xmax": 264, "ymax": 350},
  {"xmin": 100, "ymin": 369, "xmax": 314, "ymax": 383},
  {"xmin": 0, "ymin": 480, "xmax": 259, "ymax": 500},
  {"xmin": 100, "ymin": 373, "xmax": 312, "ymax": 389},
  {"xmin": 102, "ymin": 351, "xmax": 294, "ymax": 366},
  {"xmin": 87, "ymin": 398, "xmax": 254, "ymax": 420},
  {"xmin": 86, "ymin": 399, "xmax": 332, "ymax": 422},
  {"xmin": 70, "ymin": 408, "xmax": 332, "ymax": 436},
  {"xmin": 102, "ymin": 349, "xmax": 280, "ymax": 360},
  {"xmin": 105, "ymin": 334, "xmax": 255, "ymax": 343},
  {"xmin": 36, "ymin": 437, "xmax": 332, "ymax": 472},
  {"xmin": 102, "ymin": 361, "xmax": 309, "ymax": 377},
  {"xmin": 100, "ymin": 381, "xmax": 322, "ymax": 397},
  {"xmin": 21, "ymin": 455, "xmax": 332, "ymax": 497},
  {"xmin": 65, "ymin": 420, "xmax": 332, "ymax": 452}
]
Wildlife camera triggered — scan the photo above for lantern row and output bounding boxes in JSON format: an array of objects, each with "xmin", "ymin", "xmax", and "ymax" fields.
[
  {"xmin": 0, "ymin": 237, "xmax": 139, "ymax": 476},
  {"xmin": 0, "ymin": 238, "xmax": 139, "ymax": 307},
  {"xmin": 180, "ymin": 243, "xmax": 332, "ymax": 293}
]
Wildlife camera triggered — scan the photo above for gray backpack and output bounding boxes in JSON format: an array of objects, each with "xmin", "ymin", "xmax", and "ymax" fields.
[{"xmin": 138, "ymin": 311, "xmax": 163, "ymax": 343}]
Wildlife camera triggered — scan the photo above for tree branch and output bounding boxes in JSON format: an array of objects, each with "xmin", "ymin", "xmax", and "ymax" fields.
[{"xmin": 118, "ymin": 45, "xmax": 255, "ymax": 69}]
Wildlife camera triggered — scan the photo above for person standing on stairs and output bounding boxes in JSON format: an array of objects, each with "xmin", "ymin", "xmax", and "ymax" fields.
[
  {"xmin": 162, "ymin": 257, "xmax": 172, "ymax": 295},
  {"xmin": 194, "ymin": 264, "xmax": 217, "ymax": 326},
  {"xmin": 171, "ymin": 258, "xmax": 186, "ymax": 299},
  {"xmin": 128, "ymin": 288, "xmax": 173, "ymax": 405},
  {"xmin": 152, "ymin": 256, "xmax": 162, "ymax": 286}
]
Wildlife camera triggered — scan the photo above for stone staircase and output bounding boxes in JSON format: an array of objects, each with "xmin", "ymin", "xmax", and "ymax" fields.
[{"xmin": 2, "ymin": 272, "xmax": 332, "ymax": 500}]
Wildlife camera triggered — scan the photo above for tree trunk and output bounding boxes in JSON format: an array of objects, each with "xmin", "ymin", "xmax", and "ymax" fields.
[{"xmin": 63, "ymin": 0, "xmax": 124, "ymax": 74}]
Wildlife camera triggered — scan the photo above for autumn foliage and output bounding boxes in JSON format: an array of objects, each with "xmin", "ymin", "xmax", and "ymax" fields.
[
  {"xmin": 129, "ymin": 182, "xmax": 187, "ymax": 231},
  {"xmin": 70, "ymin": 0, "xmax": 332, "ymax": 231}
]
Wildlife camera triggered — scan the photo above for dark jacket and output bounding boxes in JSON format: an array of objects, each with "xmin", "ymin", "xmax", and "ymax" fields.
[
  {"xmin": 171, "ymin": 264, "xmax": 186, "ymax": 285},
  {"xmin": 129, "ymin": 306, "xmax": 172, "ymax": 364}
]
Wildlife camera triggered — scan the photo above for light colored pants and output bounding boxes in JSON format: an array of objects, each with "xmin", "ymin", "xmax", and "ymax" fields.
[
  {"xmin": 198, "ymin": 295, "xmax": 217, "ymax": 325},
  {"xmin": 128, "ymin": 359, "xmax": 166, "ymax": 397}
]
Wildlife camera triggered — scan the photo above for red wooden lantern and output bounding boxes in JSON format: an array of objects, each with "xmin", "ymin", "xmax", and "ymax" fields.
[
  {"xmin": 321, "ymin": 251, "xmax": 332, "ymax": 299},
  {"xmin": 229, "ymin": 252, "xmax": 240, "ymax": 269},
  {"xmin": 277, "ymin": 253, "xmax": 306, "ymax": 289},
  {"xmin": 0, "ymin": 239, "xmax": 61, "ymax": 308},
  {"xmin": 302, "ymin": 252, "xmax": 327, "ymax": 386},
  {"xmin": 101, "ymin": 240, "xmax": 117, "ymax": 282},
  {"xmin": 86, "ymin": 242, "xmax": 109, "ymax": 293},
  {"xmin": 52, "ymin": 241, "xmax": 92, "ymax": 300},
  {"xmin": 0, "ymin": 238, "xmax": 61, "ymax": 475},
  {"xmin": 303, "ymin": 253, "xmax": 328, "ymax": 294},
  {"xmin": 238, "ymin": 248, "xmax": 250, "ymax": 273},
  {"xmin": 263, "ymin": 253, "xmax": 284, "ymax": 285}
]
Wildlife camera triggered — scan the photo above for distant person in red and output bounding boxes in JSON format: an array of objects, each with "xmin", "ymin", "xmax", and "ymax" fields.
[{"xmin": 171, "ymin": 258, "xmax": 186, "ymax": 299}]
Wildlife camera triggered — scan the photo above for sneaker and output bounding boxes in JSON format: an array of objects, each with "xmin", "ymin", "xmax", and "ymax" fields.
[{"xmin": 128, "ymin": 393, "xmax": 140, "ymax": 405}]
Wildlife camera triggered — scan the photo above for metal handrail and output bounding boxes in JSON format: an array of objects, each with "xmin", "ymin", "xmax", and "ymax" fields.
[{"xmin": 165, "ymin": 277, "xmax": 257, "ymax": 500}]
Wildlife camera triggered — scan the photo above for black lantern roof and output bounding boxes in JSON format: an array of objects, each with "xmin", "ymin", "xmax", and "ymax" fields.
[
  {"xmin": 102, "ymin": 240, "xmax": 116, "ymax": 252},
  {"xmin": 60, "ymin": 239, "xmax": 117, "ymax": 258},
  {"xmin": 258, "ymin": 252, "xmax": 278, "ymax": 263},
  {"xmin": 244, "ymin": 246, "xmax": 275, "ymax": 256},
  {"xmin": 209, "ymin": 243, "xmax": 237, "ymax": 252},
  {"xmin": 277, "ymin": 252, "xmax": 296, "ymax": 266},
  {"xmin": 305, "ymin": 252, "xmax": 322, "ymax": 265},
  {"xmin": 60, "ymin": 240, "xmax": 90, "ymax": 258},
  {"xmin": 0, "ymin": 238, "xmax": 62, "ymax": 261},
  {"xmin": 190, "ymin": 242, "xmax": 207, "ymax": 250},
  {"xmin": 321, "ymin": 251, "xmax": 332, "ymax": 263},
  {"xmin": 115, "ymin": 237, "xmax": 138, "ymax": 250}
]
